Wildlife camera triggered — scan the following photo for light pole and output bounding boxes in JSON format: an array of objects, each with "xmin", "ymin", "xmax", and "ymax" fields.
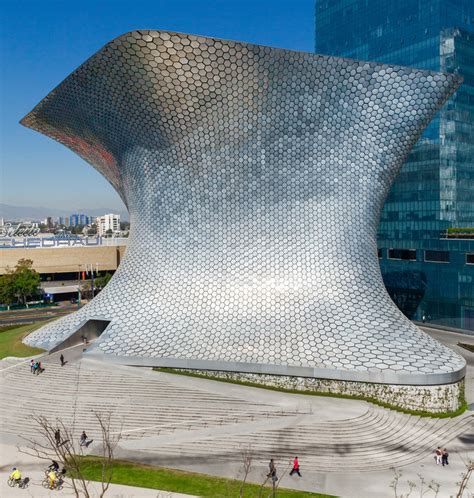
[
  {"xmin": 77, "ymin": 265, "xmax": 81, "ymax": 308},
  {"xmin": 85, "ymin": 263, "xmax": 99, "ymax": 300}
]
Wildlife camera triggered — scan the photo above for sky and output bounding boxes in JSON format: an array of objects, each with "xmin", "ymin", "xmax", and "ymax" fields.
[{"xmin": 0, "ymin": 0, "xmax": 315, "ymax": 213}]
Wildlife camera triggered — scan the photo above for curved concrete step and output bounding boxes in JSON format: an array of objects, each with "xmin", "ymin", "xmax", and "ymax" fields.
[{"xmin": 1, "ymin": 351, "xmax": 471, "ymax": 474}]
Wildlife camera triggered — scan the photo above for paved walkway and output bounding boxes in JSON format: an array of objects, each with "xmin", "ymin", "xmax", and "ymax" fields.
[
  {"xmin": 0, "ymin": 444, "xmax": 195, "ymax": 498},
  {"xmin": 0, "ymin": 332, "xmax": 473, "ymax": 498}
]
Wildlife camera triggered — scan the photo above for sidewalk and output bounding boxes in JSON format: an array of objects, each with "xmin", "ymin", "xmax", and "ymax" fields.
[{"xmin": 0, "ymin": 443, "xmax": 196, "ymax": 498}]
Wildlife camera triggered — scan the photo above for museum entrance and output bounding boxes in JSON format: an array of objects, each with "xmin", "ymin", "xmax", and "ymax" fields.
[{"xmin": 50, "ymin": 319, "xmax": 111, "ymax": 353}]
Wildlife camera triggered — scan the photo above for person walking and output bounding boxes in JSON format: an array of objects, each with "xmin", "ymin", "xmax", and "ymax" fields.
[
  {"xmin": 435, "ymin": 447, "xmax": 442, "ymax": 465},
  {"xmin": 30, "ymin": 359, "xmax": 35, "ymax": 373},
  {"xmin": 289, "ymin": 456, "xmax": 302, "ymax": 477},
  {"xmin": 80, "ymin": 430, "xmax": 88, "ymax": 447},
  {"xmin": 60, "ymin": 354, "xmax": 65, "ymax": 366},
  {"xmin": 267, "ymin": 459, "xmax": 277, "ymax": 482},
  {"xmin": 54, "ymin": 429, "xmax": 61, "ymax": 447},
  {"xmin": 442, "ymin": 448, "xmax": 449, "ymax": 466}
]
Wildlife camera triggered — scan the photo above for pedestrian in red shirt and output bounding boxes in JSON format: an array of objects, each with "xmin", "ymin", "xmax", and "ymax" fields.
[{"xmin": 289, "ymin": 456, "xmax": 302, "ymax": 477}]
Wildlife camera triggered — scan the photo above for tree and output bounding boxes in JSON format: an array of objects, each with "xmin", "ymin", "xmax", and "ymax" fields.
[
  {"xmin": 83, "ymin": 223, "xmax": 98, "ymax": 236},
  {"xmin": 80, "ymin": 281, "xmax": 92, "ymax": 300},
  {"xmin": 105, "ymin": 229, "xmax": 113, "ymax": 238},
  {"xmin": 0, "ymin": 271, "xmax": 16, "ymax": 309},
  {"xmin": 71, "ymin": 225, "xmax": 85, "ymax": 234},
  {"xmin": 457, "ymin": 457, "xmax": 473, "ymax": 498},
  {"xmin": 13, "ymin": 259, "xmax": 41, "ymax": 306},
  {"xmin": 20, "ymin": 412, "xmax": 121, "ymax": 498},
  {"xmin": 95, "ymin": 273, "xmax": 113, "ymax": 290},
  {"xmin": 80, "ymin": 273, "xmax": 112, "ymax": 300},
  {"xmin": 0, "ymin": 259, "xmax": 41, "ymax": 308},
  {"xmin": 239, "ymin": 445, "xmax": 253, "ymax": 498}
]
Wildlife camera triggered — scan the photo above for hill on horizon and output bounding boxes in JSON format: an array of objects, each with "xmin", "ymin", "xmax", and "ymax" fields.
[{"xmin": 0, "ymin": 203, "xmax": 129, "ymax": 222}]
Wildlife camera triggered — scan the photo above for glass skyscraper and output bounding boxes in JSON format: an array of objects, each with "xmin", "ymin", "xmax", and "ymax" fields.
[{"xmin": 315, "ymin": 0, "xmax": 474, "ymax": 330}]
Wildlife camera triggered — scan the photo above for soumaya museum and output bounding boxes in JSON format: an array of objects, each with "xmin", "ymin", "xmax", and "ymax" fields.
[
  {"xmin": 21, "ymin": 29, "xmax": 466, "ymax": 413},
  {"xmin": 2, "ymin": 1, "xmax": 474, "ymax": 497}
]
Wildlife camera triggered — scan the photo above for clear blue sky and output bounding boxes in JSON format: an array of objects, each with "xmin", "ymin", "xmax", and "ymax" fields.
[{"xmin": 1, "ymin": 0, "xmax": 315, "ymax": 212}]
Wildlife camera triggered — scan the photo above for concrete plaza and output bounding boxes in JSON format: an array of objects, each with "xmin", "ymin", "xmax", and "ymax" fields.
[{"xmin": 0, "ymin": 327, "xmax": 472, "ymax": 498}]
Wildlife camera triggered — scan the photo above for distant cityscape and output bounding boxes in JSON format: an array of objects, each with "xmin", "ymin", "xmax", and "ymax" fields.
[{"xmin": 0, "ymin": 212, "xmax": 129, "ymax": 237}]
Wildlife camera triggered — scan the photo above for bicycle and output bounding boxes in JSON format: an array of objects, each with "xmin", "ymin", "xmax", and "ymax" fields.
[
  {"xmin": 7, "ymin": 476, "xmax": 29, "ymax": 489},
  {"xmin": 41, "ymin": 471, "xmax": 64, "ymax": 490}
]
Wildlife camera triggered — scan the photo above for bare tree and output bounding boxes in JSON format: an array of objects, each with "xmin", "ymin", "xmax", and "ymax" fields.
[
  {"xmin": 95, "ymin": 411, "xmax": 121, "ymax": 497},
  {"xmin": 390, "ymin": 468, "xmax": 417, "ymax": 498},
  {"xmin": 258, "ymin": 471, "xmax": 271, "ymax": 498},
  {"xmin": 273, "ymin": 459, "xmax": 293, "ymax": 496},
  {"xmin": 417, "ymin": 474, "xmax": 440, "ymax": 498},
  {"xmin": 256, "ymin": 458, "xmax": 293, "ymax": 498},
  {"xmin": 456, "ymin": 457, "xmax": 473, "ymax": 498},
  {"xmin": 258, "ymin": 460, "xmax": 275, "ymax": 498},
  {"xmin": 19, "ymin": 411, "xmax": 121, "ymax": 498},
  {"xmin": 239, "ymin": 445, "xmax": 253, "ymax": 498},
  {"xmin": 390, "ymin": 467, "xmax": 444, "ymax": 498}
]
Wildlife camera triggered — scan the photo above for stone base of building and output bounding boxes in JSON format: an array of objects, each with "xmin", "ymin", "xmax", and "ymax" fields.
[{"xmin": 165, "ymin": 368, "xmax": 465, "ymax": 414}]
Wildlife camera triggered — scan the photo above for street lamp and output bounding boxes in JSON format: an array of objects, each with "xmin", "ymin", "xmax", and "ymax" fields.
[
  {"xmin": 85, "ymin": 263, "xmax": 99, "ymax": 300},
  {"xmin": 77, "ymin": 264, "xmax": 82, "ymax": 308}
]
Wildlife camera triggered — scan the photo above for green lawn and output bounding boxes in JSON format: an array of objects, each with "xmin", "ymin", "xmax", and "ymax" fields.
[
  {"xmin": 79, "ymin": 457, "xmax": 334, "ymax": 497},
  {"xmin": 0, "ymin": 323, "xmax": 44, "ymax": 359}
]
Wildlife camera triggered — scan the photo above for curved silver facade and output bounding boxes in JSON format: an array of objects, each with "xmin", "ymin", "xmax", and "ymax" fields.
[{"xmin": 21, "ymin": 30, "xmax": 466, "ymax": 385}]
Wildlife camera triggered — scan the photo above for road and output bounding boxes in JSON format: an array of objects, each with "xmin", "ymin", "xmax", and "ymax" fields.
[
  {"xmin": 0, "ymin": 304, "xmax": 77, "ymax": 326},
  {"xmin": 422, "ymin": 325, "xmax": 474, "ymax": 405},
  {"xmin": 422, "ymin": 325, "xmax": 474, "ymax": 367}
]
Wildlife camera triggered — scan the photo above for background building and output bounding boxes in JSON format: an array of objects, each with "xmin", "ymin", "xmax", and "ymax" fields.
[
  {"xmin": 315, "ymin": 0, "xmax": 474, "ymax": 330},
  {"xmin": 42, "ymin": 216, "xmax": 53, "ymax": 227},
  {"xmin": 69, "ymin": 213, "xmax": 79, "ymax": 227},
  {"xmin": 96, "ymin": 213, "xmax": 120, "ymax": 236}
]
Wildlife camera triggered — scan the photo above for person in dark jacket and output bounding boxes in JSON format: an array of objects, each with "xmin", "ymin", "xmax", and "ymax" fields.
[
  {"xmin": 267, "ymin": 459, "xmax": 277, "ymax": 481},
  {"xmin": 442, "ymin": 448, "xmax": 449, "ymax": 466},
  {"xmin": 54, "ymin": 429, "xmax": 61, "ymax": 446}
]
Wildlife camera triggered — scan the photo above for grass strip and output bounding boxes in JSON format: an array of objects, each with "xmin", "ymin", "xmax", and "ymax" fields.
[
  {"xmin": 79, "ymin": 456, "xmax": 333, "ymax": 497},
  {"xmin": 0, "ymin": 322, "xmax": 45, "ymax": 359},
  {"xmin": 154, "ymin": 368, "xmax": 467, "ymax": 419}
]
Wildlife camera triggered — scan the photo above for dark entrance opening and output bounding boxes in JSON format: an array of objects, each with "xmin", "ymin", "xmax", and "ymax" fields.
[{"xmin": 50, "ymin": 319, "xmax": 111, "ymax": 353}]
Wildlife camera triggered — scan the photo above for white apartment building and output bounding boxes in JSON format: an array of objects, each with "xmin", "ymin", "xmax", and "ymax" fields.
[{"xmin": 96, "ymin": 213, "xmax": 120, "ymax": 236}]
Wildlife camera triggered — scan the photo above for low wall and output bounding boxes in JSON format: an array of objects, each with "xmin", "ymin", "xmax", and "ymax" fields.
[{"xmin": 168, "ymin": 369, "xmax": 465, "ymax": 414}]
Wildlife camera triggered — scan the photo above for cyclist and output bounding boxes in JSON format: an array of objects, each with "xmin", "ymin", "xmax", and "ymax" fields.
[
  {"xmin": 48, "ymin": 469, "xmax": 57, "ymax": 489},
  {"xmin": 9, "ymin": 467, "xmax": 22, "ymax": 484}
]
